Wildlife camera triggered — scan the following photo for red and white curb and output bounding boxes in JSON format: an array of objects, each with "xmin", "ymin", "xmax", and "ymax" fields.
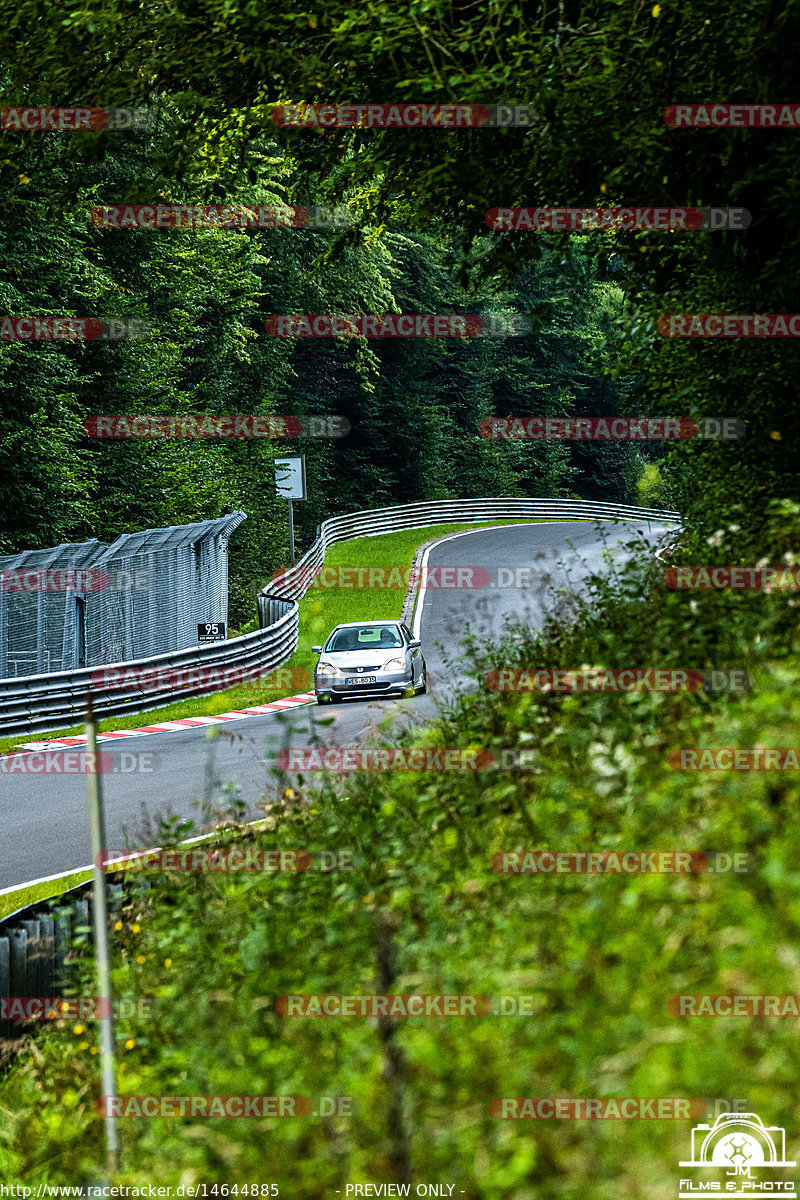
[{"xmin": 13, "ymin": 692, "xmax": 316, "ymax": 752}]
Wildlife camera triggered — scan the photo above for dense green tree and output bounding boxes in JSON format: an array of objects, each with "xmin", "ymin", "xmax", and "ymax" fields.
[{"xmin": 0, "ymin": 121, "xmax": 637, "ymax": 621}]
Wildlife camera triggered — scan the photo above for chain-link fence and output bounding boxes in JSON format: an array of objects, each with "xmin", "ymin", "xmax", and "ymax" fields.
[{"xmin": 0, "ymin": 513, "xmax": 246, "ymax": 678}]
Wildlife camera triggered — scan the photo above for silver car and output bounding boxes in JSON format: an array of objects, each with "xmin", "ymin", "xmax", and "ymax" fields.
[{"xmin": 312, "ymin": 620, "xmax": 427, "ymax": 704}]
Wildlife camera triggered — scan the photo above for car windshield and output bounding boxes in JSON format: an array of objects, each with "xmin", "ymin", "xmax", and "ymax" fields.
[{"xmin": 327, "ymin": 625, "xmax": 403, "ymax": 652}]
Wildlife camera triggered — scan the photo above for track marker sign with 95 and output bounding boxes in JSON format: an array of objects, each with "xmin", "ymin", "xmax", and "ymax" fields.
[{"xmin": 197, "ymin": 623, "xmax": 226, "ymax": 643}]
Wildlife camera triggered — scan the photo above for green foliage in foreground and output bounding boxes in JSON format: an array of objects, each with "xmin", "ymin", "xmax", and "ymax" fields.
[{"xmin": 1, "ymin": 509, "xmax": 799, "ymax": 1193}]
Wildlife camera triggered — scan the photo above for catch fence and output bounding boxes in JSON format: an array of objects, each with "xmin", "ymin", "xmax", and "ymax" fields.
[{"xmin": 0, "ymin": 513, "xmax": 246, "ymax": 678}]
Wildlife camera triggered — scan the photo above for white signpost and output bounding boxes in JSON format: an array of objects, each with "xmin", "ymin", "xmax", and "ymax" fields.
[{"xmin": 275, "ymin": 455, "xmax": 306, "ymax": 565}]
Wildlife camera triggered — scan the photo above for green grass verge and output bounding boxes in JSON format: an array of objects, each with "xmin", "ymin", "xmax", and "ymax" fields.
[
  {"xmin": 0, "ymin": 518, "xmax": 571, "ymax": 757},
  {"xmin": 0, "ymin": 868, "xmax": 93, "ymax": 921},
  {"xmin": 0, "ymin": 815, "xmax": 282, "ymax": 920}
]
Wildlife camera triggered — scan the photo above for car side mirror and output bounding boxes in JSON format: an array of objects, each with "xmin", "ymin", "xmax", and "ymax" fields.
[
  {"xmin": 312, "ymin": 645, "xmax": 322, "ymax": 654},
  {"xmin": 408, "ymin": 639, "xmax": 421, "ymax": 649}
]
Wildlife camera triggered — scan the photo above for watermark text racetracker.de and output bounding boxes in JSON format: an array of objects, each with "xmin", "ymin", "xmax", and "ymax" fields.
[
  {"xmin": 670, "ymin": 994, "xmax": 800, "ymax": 1017},
  {"xmin": 0, "ymin": 750, "xmax": 160, "ymax": 775},
  {"xmin": 96, "ymin": 1094, "xmax": 354, "ymax": 1118},
  {"xmin": 264, "ymin": 313, "xmax": 530, "ymax": 338},
  {"xmin": 0, "ymin": 317, "xmax": 147, "ymax": 340},
  {"xmin": 490, "ymin": 1097, "xmax": 706, "ymax": 1120},
  {"xmin": 1, "ymin": 106, "xmax": 149, "ymax": 130},
  {"xmin": 273, "ymin": 563, "xmax": 491, "ymax": 590},
  {"xmin": 275, "ymin": 993, "xmax": 541, "ymax": 1017},
  {"xmin": 664, "ymin": 103, "xmax": 800, "ymax": 127},
  {"xmin": 479, "ymin": 416, "xmax": 744, "ymax": 440},
  {"xmin": 669, "ymin": 748, "xmax": 800, "ymax": 770},
  {"xmin": 0, "ymin": 996, "xmax": 155, "ymax": 1021},
  {"xmin": 1, "ymin": 567, "xmax": 153, "ymax": 593},
  {"xmin": 490, "ymin": 850, "xmax": 754, "ymax": 874},
  {"xmin": 486, "ymin": 206, "xmax": 750, "ymax": 231},
  {"xmin": 273, "ymin": 748, "xmax": 536, "ymax": 772},
  {"xmin": 98, "ymin": 847, "xmax": 358, "ymax": 873},
  {"xmin": 659, "ymin": 314, "xmax": 800, "ymax": 337},
  {"xmin": 0, "ymin": 1186, "xmax": 278, "ymax": 1198},
  {"xmin": 486, "ymin": 668, "xmax": 750, "ymax": 693},
  {"xmin": 665, "ymin": 565, "xmax": 800, "ymax": 589},
  {"xmin": 90, "ymin": 665, "xmax": 311, "ymax": 693},
  {"xmin": 83, "ymin": 414, "xmax": 349, "ymax": 439},
  {"xmin": 270, "ymin": 102, "xmax": 537, "ymax": 127},
  {"xmin": 91, "ymin": 203, "xmax": 354, "ymax": 230}
]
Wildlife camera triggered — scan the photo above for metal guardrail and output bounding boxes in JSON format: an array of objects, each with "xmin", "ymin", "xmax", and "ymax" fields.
[
  {"xmin": 0, "ymin": 880, "xmax": 127, "ymax": 1041},
  {"xmin": 260, "ymin": 497, "xmax": 680, "ymax": 605},
  {"xmin": 0, "ymin": 600, "xmax": 297, "ymax": 736},
  {"xmin": 0, "ymin": 820, "xmax": 277, "ymax": 1038},
  {"xmin": 0, "ymin": 498, "xmax": 678, "ymax": 736}
]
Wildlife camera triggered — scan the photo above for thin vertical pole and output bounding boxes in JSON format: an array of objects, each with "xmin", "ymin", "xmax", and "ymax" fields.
[
  {"xmin": 288, "ymin": 499, "xmax": 295, "ymax": 565},
  {"xmin": 85, "ymin": 694, "xmax": 121, "ymax": 1174}
]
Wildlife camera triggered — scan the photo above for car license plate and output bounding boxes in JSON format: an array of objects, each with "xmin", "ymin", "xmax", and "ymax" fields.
[{"xmin": 347, "ymin": 675, "xmax": 377, "ymax": 685}]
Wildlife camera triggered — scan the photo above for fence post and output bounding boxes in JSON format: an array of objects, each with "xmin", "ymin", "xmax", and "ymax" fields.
[{"xmin": 85, "ymin": 694, "xmax": 121, "ymax": 1174}]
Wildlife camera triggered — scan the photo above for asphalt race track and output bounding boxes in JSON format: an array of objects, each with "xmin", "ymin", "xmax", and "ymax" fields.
[{"xmin": 0, "ymin": 520, "xmax": 670, "ymax": 890}]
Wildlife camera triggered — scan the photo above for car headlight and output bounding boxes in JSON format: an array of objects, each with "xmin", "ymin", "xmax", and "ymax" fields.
[
  {"xmin": 316, "ymin": 661, "xmax": 338, "ymax": 676},
  {"xmin": 383, "ymin": 657, "xmax": 406, "ymax": 672}
]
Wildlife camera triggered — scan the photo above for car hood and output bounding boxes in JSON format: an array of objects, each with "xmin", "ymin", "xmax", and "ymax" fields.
[{"xmin": 321, "ymin": 648, "xmax": 405, "ymax": 666}]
